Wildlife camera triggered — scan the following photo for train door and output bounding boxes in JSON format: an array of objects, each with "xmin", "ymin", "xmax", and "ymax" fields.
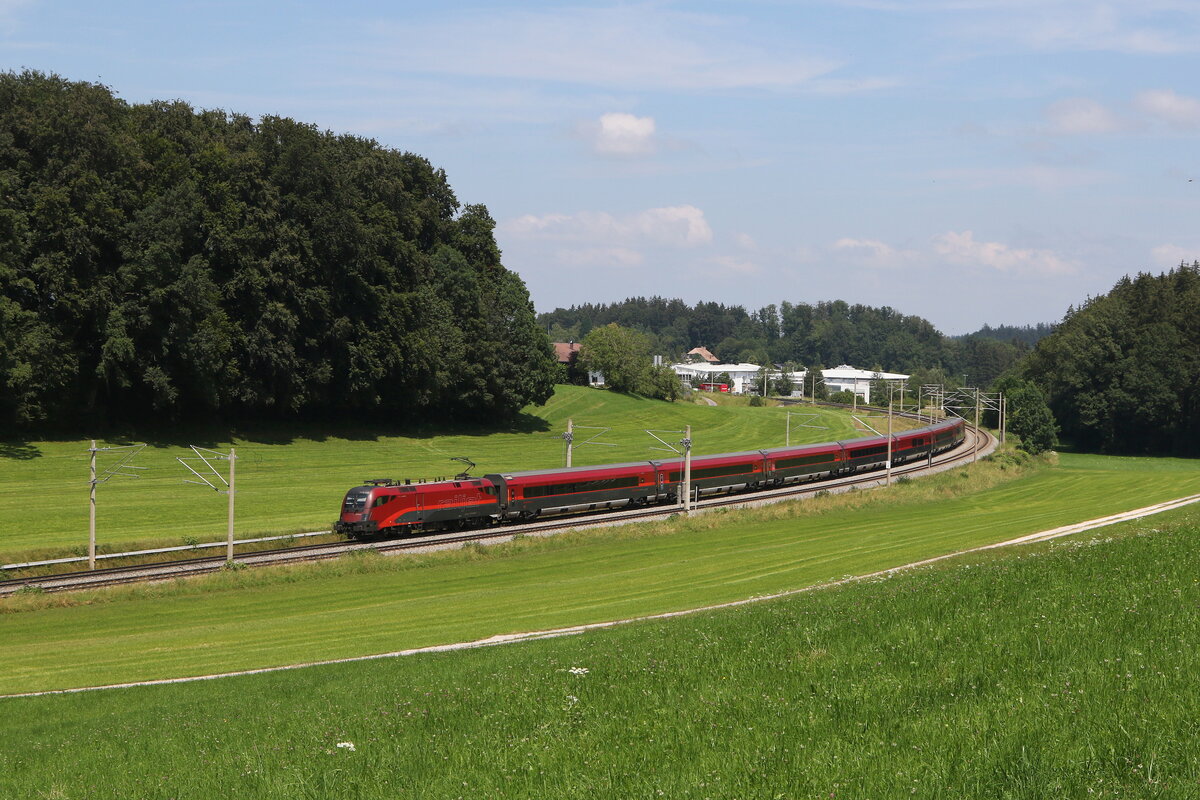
[{"xmin": 650, "ymin": 461, "xmax": 664, "ymax": 498}]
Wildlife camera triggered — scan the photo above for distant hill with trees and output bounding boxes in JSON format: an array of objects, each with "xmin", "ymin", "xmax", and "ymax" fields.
[
  {"xmin": 0, "ymin": 71, "xmax": 556, "ymax": 431},
  {"xmin": 956, "ymin": 323, "xmax": 1056, "ymax": 347},
  {"xmin": 540, "ymin": 297, "xmax": 1031, "ymax": 390}
]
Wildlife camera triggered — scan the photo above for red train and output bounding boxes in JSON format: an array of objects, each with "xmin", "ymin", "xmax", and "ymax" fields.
[{"xmin": 334, "ymin": 418, "xmax": 966, "ymax": 538}]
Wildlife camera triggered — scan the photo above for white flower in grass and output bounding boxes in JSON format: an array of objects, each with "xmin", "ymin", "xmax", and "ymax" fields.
[
  {"xmin": 336, "ymin": 742, "xmax": 356, "ymax": 752},
  {"xmin": 569, "ymin": 666, "xmax": 590, "ymax": 675}
]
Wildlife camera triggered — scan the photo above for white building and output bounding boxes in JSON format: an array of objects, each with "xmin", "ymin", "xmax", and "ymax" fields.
[
  {"xmin": 672, "ymin": 360, "xmax": 909, "ymax": 403},
  {"xmin": 817, "ymin": 365, "xmax": 909, "ymax": 404},
  {"xmin": 671, "ymin": 362, "xmax": 764, "ymax": 394}
]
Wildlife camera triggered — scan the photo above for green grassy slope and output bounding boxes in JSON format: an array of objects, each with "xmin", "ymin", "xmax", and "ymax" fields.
[
  {"xmin": 2, "ymin": 494, "xmax": 1198, "ymax": 797},
  {"xmin": 1, "ymin": 452, "xmax": 1196, "ymax": 695},
  {"xmin": 0, "ymin": 387, "xmax": 869, "ymax": 559}
]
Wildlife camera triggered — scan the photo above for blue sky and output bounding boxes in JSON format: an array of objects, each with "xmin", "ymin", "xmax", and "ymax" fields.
[{"xmin": 3, "ymin": 1, "xmax": 1198, "ymax": 333}]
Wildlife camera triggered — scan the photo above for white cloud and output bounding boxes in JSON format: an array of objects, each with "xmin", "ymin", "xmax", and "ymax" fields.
[
  {"xmin": 370, "ymin": 7, "xmax": 839, "ymax": 91},
  {"xmin": 942, "ymin": 2, "xmax": 1197, "ymax": 55},
  {"xmin": 831, "ymin": 237, "xmax": 918, "ymax": 268},
  {"xmin": 1134, "ymin": 89, "xmax": 1200, "ymax": 129},
  {"xmin": 1151, "ymin": 243, "xmax": 1198, "ymax": 267},
  {"xmin": 584, "ymin": 112, "xmax": 657, "ymax": 156},
  {"xmin": 833, "ymin": 237, "xmax": 897, "ymax": 258},
  {"xmin": 555, "ymin": 247, "xmax": 645, "ymax": 268},
  {"xmin": 502, "ymin": 205, "xmax": 714, "ymax": 248},
  {"xmin": 1044, "ymin": 97, "xmax": 1123, "ymax": 134},
  {"xmin": 735, "ymin": 233, "xmax": 758, "ymax": 250},
  {"xmin": 933, "ymin": 230, "xmax": 1078, "ymax": 275},
  {"xmin": 636, "ymin": 206, "xmax": 714, "ymax": 246}
]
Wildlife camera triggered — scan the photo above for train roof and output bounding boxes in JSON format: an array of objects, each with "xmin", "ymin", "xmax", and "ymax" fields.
[
  {"xmin": 652, "ymin": 449, "xmax": 769, "ymax": 468},
  {"xmin": 485, "ymin": 460, "xmax": 656, "ymax": 481},
  {"xmin": 760, "ymin": 440, "xmax": 844, "ymax": 457},
  {"xmin": 844, "ymin": 435, "xmax": 889, "ymax": 448},
  {"xmin": 349, "ymin": 477, "xmax": 489, "ymax": 492}
]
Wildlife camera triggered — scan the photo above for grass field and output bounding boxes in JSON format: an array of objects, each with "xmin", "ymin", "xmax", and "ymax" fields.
[
  {"xmin": 1, "ymin": 484, "xmax": 1197, "ymax": 797},
  {"xmin": 0, "ymin": 386, "xmax": 881, "ymax": 561},
  {"xmin": 1, "ymin": 450, "xmax": 1197, "ymax": 696}
]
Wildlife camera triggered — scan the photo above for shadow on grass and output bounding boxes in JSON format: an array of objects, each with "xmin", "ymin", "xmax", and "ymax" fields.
[
  {"xmin": 16, "ymin": 410, "xmax": 555, "ymax": 451},
  {"xmin": 0, "ymin": 441, "xmax": 42, "ymax": 460}
]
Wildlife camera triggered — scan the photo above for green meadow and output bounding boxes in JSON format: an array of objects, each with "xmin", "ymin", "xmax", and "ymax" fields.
[
  {"xmin": 0, "ymin": 387, "xmax": 875, "ymax": 561},
  {"xmin": 1, "ymin": 482, "xmax": 1197, "ymax": 798},
  {"xmin": 1, "ymin": 450, "xmax": 1196, "ymax": 696}
]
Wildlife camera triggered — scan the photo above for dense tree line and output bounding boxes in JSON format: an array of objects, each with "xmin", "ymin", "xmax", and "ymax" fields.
[
  {"xmin": 958, "ymin": 323, "xmax": 1055, "ymax": 347},
  {"xmin": 541, "ymin": 297, "xmax": 1032, "ymax": 387},
  {"xmin": 1022, "ymin": 263, "xmax": 1200, "ymax": 454},
  {"xmin": 0, "ymin": 71, "xmax": 556, "ymax": 430}
]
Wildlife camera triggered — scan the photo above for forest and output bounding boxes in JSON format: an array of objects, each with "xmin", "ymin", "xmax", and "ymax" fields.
[
  {"xmin": 1021, "ymin": 263, "xmax": 1200, "ymax": 455},
  {"xmin": 0, "ymin": 71, "xmax": 557, "ymax": 430}
]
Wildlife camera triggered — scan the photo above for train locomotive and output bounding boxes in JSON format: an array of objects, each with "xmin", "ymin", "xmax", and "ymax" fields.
[{"xmin": 335, "ymin": 418, "xmax": 966, "ymax": 539}]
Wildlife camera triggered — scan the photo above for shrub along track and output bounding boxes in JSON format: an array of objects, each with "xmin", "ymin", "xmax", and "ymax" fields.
[{"xmin": 0, "ymin": 425, "xmax": 993, "ymax": 597}]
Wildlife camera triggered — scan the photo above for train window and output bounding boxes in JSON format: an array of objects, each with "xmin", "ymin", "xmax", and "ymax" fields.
[
  {"xmin": 524, "ymin": 476, "xmax": 640, "ymax": 498},
  {"xmin": 372, "ymin": 496, "xmax": 393, "ymax": 508},
  {"xmin": 775, "ymin": 454, "xmax": 835, "ymax": 469},
  {"xmin": 662, "ymin": 463, "xmax": 755, "ymax": 483},
  {"xmin": 483, "ymin": 486, "xmax": 497, "ymax": 496},
  {"xmin": 691, "ymin": 463, "xmax": 755, "ymax": 480},
  {"xmin": 848, "ymin": 444, "xmax": 889, "ymax": 458},
  {"xmin": 343, "ymin": 490, "xmax": 370, "ymax": 513}
]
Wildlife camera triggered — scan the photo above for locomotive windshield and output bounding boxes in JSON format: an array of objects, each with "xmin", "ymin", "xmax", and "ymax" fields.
[{"xmin": 342, "ymin": 488, "xmax": 371, "ymax": 514}]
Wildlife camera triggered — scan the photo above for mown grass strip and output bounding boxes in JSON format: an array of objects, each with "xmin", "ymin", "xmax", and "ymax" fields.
[
  {"xmin": 0, "ymin": 451, "xmax": 1196, "ymax": 695},
  {"xmin": 12, "ymin": 490, "xmax": 1196, "ymax": 700},
  {"xmin": 2, "ymin": 492, "xmax": 1197, "ymax": 798}
]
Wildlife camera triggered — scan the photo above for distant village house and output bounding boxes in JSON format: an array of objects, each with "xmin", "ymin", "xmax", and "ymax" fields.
[{"xmin": 552, "ymin": 342, "xmax": 604, "ymax": 387}]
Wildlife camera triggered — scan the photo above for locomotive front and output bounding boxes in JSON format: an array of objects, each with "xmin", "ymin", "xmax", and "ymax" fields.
[{"xmin": 335, "ymin": 484, "xmax": 405, "ymax": 537}]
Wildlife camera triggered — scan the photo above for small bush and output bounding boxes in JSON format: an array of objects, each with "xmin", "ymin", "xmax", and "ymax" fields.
[{"xmin": 986, "ymin": 448, "xmax": 1034, "ymax": 471}]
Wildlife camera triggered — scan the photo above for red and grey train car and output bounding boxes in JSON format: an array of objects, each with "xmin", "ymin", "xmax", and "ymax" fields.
[
  {"xmin": 335, "ymin": 418, "xmax": 966, "ymax": 539},
  {"xmin": 483, "ymin": 461, "xmax": 661, "ymax": 520},
  {"xmin": 335, "ymin": 478, "xmax": 500, "ymax": 537}
]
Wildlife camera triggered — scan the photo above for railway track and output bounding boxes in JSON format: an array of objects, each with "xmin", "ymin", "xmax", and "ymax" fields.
[{"xmin": 0, "ymin": 424, "xmax": 995, "ymax": 597}]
